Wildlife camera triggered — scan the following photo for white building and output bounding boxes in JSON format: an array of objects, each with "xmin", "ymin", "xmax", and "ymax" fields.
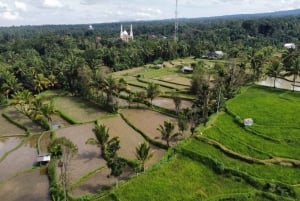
[
  {"xmin": 120, "ymin": 24, "xmax": 133, "ymax": 42},
  {"xmin": 284, "ymin": 43, "xmax": 296, "ymax": 49}
]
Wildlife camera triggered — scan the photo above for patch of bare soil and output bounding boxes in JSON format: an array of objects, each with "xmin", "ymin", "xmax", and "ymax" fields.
[
  {"xmin": 57, "ymin": 117, "xmax": 167, "ymax": 196},
  {"xmin": 159, "ymin": 75, "xmax": 192, "ymax": 86},
  {"xmin": 101, "ymin": 116, "xmax": 146, "ymax": 159},
  {"xmin": 0, "ymin": 111, "xmax": 25, "ymax": 136},
  {"xmin": 4, "ymin": 107, "xmax": 44, "ymax": 133},
  {"xmin": 0, "ymin": 136, "xmax": 38, "ymax": 182},
  {"xmin": 152, "ymin": 97, "xmax": 193, "ymax": 111},
  {"xmin": 0, "ymin": 137, "xmax": 22, "ymax": 158},
  {"xmin": 0, "ymin": 169, "xmax": 50, "ymax": 201},
  {"xmin": 56, "ymin": 124, "xmax": 107, "ymax": 183},
  {"xmin": 121, "ymin": 109, "xmax": 179, "ymax": 144}
]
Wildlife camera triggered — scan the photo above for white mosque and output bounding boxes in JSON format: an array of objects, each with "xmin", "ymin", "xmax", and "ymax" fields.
[{"xmin": 120, "ymin": 24, "xmax": 133, "ymax": 42}]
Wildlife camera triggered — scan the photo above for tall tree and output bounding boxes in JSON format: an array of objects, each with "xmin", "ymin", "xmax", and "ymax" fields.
[
  {"xmin": 48, "ymin": 137, "xmax": 78, "ymax": 201},
  {"xmin": 135, "ymin": 142, "xmax": 153, "ymax": 172},
  {"xmin": 157, "ymin": 120, "xmax": 178, "ymax": 147},
  {"xmin": 286, "ymin": 58, "xmax": 300, "ymax": 91},
  {"xmin": 172, "ymin": 93, "xmax": 182, "ymax": 114},
  {"xmin": 266, "ymin": 59, "xmax": 283, "ymax": 88},
  {"xmin": 146, "ymin": 82, "xmax": 160, "ymax": 105}
]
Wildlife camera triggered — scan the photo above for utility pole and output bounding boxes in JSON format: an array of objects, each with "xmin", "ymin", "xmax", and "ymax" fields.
[{"xmin": 174, "ymin": 0, "xmax": 178, "ymax": 41}]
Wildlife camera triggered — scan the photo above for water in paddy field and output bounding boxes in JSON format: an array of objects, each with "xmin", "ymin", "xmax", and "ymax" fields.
[
  {"xmin": 0, "ymin": 135, "xmax": 50, "ymax": 201},
  {"xmin": 258, "ymin": 77, "xmax": 300, "ymax": 91}
]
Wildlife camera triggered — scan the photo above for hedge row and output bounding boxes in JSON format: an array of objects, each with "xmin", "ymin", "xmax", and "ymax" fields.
[
  {"xmin": 155, "ymin": 78, "xmax": 190, "ymax": 87},
  {"xmin": 137, "ymin": 78, "xmax": 180, "ymax": 90},
  {"xmin": 48, "ymin": 160, "xmax": 66, "ymax": 201},
  {"xmin": 177, "ymin": 147, "xmax": 296, "ymax": 198},
  {"xmin": 119, "ymin": 113, "xmax": 168, "ymax": 149},
  {"xmin": 2, "ymin": 113, "xmax": 31, "ymax": 135},
  {"xmin": 57, "ymin": 109, "xmax": 80, "ymax": 125}
]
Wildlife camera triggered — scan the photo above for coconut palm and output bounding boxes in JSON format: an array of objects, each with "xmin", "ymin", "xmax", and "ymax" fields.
[
  {"xmin": 92, "ymin": 123, "xmax": 110, "ymax": 157},
  {"xmin": 286, "ymin": 58, "xmax": 300, "ymax": 91},
  {"xmin": 266, "ymin": 59, "xmax": 283, "ymax": 88},
  {"xmin": 157, "ymin": 120, "xmax": 178, "ymax": 147},
  {"xmin": 172, "ymin": 94, "xmax": 181, "ymax": 114},
  {"xmin": 40, "ymin": 100, "xmax": 56, "ymax": 126},
  {"xmin": 33, "ymin": 73, "xmax": 51, "ymax": 94},
  {"xmin": 1, "ymin": 72, "xmax": 22, "ymax": 99},
  {"xmin": 135, "ymin": 142, "xmax": 153, "ymax": 171},
  {"xmin": 147, "ymin": 82, "xmax": 160, "ymax": 105}
]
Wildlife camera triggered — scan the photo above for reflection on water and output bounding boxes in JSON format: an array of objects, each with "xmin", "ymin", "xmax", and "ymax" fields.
[
  {"xmin": 0, "ymin": 137, "xmax": 22, "ymax": 157},
  {"xmin": 0, "ymin": 136, "xmax": 38, "ymax": 182},
  {"xmin": 258, "ymin": 77, "xmax": 300, "ymax": 91}
]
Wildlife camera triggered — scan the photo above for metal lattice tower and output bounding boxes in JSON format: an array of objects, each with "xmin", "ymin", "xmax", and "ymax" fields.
[{"xmin": 174, "ymin": 0, "xmax": 178, "ymax": 41}]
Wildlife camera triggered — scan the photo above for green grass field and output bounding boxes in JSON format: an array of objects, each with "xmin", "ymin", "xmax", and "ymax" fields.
[
  {"xmin": 92, "ymin": 85, "xmax": 300, "ymax": 201},
  {"xmin": 96, "ymin": 154, "xmax": 260, "ymax": 201}
]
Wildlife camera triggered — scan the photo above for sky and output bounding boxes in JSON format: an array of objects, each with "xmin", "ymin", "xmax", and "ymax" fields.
[{"xmin": 0, "ymin": 0, "xmax": 300, "ymax": 26}]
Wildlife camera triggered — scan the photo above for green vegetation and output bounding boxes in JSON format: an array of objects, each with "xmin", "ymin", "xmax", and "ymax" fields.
[
  {"xmin": 1, "ymin": 12, "xmax": 300, "ymax": 201},
  {"xmin": 96, "ymin": 155, "xmax": 261, "ymax": 201},
  {"xmin": 93, "ymin": 85, "xmax": 300, "ymax": 200}
]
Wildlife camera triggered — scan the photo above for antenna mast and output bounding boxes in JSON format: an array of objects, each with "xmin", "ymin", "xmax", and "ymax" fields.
[{"xmin": 174, "ymin": 0, "xmax": 178, "ymax": 41}]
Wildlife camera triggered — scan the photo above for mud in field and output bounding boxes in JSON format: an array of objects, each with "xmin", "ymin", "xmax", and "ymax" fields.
[
  {"xmin": 55, "ymin": 97, "xmax": 109, "ymax": 123},
  {"xmin": 159, "ymin": 75, "xmax": 192, "ymax": 86},
  {"xmin": 152, "ymin": 97, "xmax": 193, "ymax": 111},
  {"xmin": 0, "ymin": 137, "xmax": 22, "ymax": 158},
  {"xmin": 121, "ymin": 109, "xmax": 180, "ymax": 144},
  {"xmin": 0, "ymin": 113, "xmax": 26, "ymax": 135},
  {"xmin": 101, "ymin": 116, "xmax": 145, "ymax": 159},
  {"xmin": 51, "ymin": 115, "xmax": 71, "ymax": 129},
  {"xmin": 57, "ymin": 117, "xmax": 167, "ymax": 196},
  {"xmin": 56, "ymin": 124, "xmax": 107, "ymax": 183},
  {"xmin": 0, "ymin": 169, "xmax": 50, "ymax": 201},
  {"xmin": 4, "ymin": 107, "xmax": 44, "ymax": 133},
  {"xmin": 0, "ymin": 136, "xmax": 38, "ymax": 182},
  {"xmin": 71, "ymin": 167, "xmax": 116, "ymax": 197}
]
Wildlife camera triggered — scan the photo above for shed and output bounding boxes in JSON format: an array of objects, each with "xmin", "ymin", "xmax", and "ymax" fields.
[
  {"xmin": 244, "ymin": 118, "xmax": 253, "ymax": 126},
  {"xmin": 284, "ymin": 43, "xmax": 296, "ymax": 49},
  {"xmin": 181, "ymin": 66, "xmax": 194, "ymax": 73},
  {"xmin": 37, "ymin": 153, "xmax": 51, "ymax": 165}
]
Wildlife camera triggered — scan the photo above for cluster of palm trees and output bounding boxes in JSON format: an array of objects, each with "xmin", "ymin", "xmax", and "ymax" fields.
[
  {"xmin": 11, "ymin": 90, "xmax": 56, "ymax": 130},
  {"xmin": 91, "ymin": 119, "xmax": 184, "ymax": 174},
  {"xmin": 247, "ymin": 47, "xmax": 300, "ymax": 91}
]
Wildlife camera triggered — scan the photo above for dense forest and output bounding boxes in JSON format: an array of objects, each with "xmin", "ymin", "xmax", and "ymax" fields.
[{"xmin": 1, "ymin": 14, "xmax": 300, "ymax": 105}]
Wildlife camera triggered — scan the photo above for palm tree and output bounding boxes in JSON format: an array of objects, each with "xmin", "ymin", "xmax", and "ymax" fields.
[
  {"xmin": 33, "ymin": 73, "xmax": 50, "ymax": 94},
  {"xmin": 40, "ymin": 100, "xmax": 56, "ymax": 127},
  {"xmin": 157, "ymin": 120, "xmax": 178, "ymax": 147},
  {"xmin": 135, "ymin": 142, "xmax": 153, "ymax": 172},
  {"xmin": 172, "ymin": 94, "xmax": 181, "ymax": 114},
  {"xmin": 286, "ymin": 58, "xmax": 300, "ymax": 91},
  {"xmin": 102, "ymin": 75, "xmax": 118, "ymax": 104},
  {"xmin": 1, "ymin": 72, "xmax": 22, "ymax": 99},
  {"xmin": 147, "ymin": 82, "xmax": 160, "ymax": 105},
  {"xmin": 247, "ymin": 48, "xmax": 264, "ymax": 80},
  {"xmin": 266, "ymin": 59, "xmax": 283, "ymax": 88},
  {"xmin": 11, "ymin": 90, "xmax": 34, "ymax": 116},
  {"xmin": 92, "ymin": 123, "xmax": 110, "ymax": 157}
]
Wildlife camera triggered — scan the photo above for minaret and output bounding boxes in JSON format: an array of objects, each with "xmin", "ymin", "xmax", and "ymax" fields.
[
  {"xmin": 120, "ymin": 24, "xmax": 123, "ymax": 39},
  {"xmin": 130, "ymin": 24, "xmax": 133, "ymax": 40}
]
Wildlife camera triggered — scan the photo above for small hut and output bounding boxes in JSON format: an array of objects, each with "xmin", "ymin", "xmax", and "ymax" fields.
[
  {"xmin": 244, "ymin": 118, "xmax": 254, "ymax": 126},
  {"xmin": 37, "ymin": 153, "xmax": 51, "ymax": 166}
]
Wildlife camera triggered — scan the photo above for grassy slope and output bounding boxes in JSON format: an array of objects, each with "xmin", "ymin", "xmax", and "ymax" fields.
[
  {"xmin": 97, "ymin": 155, "xmax": 258, "ymax": 201},
  {"xmin": 94, "ymin": 85, "xmax": 300, "ymax": 201}
]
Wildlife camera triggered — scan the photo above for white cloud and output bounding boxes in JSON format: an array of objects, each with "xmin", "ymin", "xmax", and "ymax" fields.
[
  {"xmin": 0, "ymin": 2, "xmax": 9, "ymax": 10},
  {"xmin": 1, "ymin": 11, "xmax": 21, "ymax": 20},
  {"xmin": 15, "ymin": 1, "xmax": 27, "ymax": 11},
  {"xmin": 43, "ymin": 0, "xmax": 63, "ymax": 8}
]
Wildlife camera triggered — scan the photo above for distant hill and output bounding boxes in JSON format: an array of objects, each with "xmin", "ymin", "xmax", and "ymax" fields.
[{"xmin": 182, "ymin": 8, "xmax": 300, "ymax": 22}]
